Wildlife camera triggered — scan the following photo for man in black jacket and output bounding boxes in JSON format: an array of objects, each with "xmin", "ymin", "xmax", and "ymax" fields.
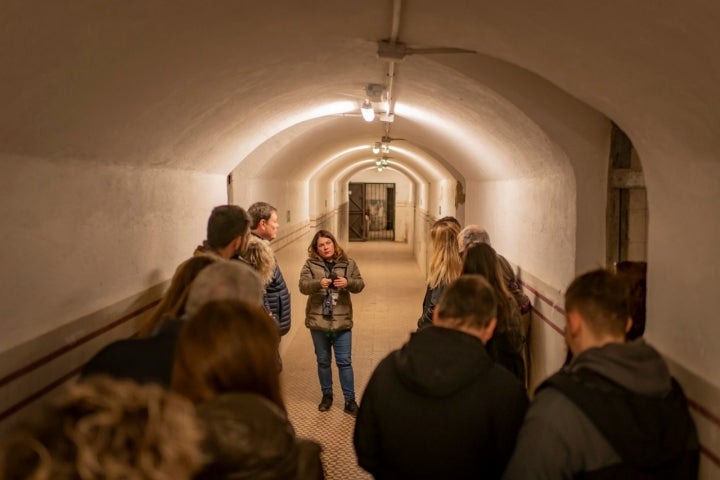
[
  {"xmin": 354, "ymin": 275, "xmax": 528, "ymax": 479},
  {"xmin": 503, "ymin": 269, "xmax": 699, "ymax": 479},
  {"xmin": 248, "ymin": 202, "xmax": 291, "ymax": 336},
  {"xmin": 193, "ymin": 205, "xmax": 252, "ymax": 260}
]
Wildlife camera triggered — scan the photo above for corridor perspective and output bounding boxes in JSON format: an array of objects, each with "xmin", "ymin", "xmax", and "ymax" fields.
[{"xmin": 1, "ymin": 0, "xmax": 719, "ymax": 478}]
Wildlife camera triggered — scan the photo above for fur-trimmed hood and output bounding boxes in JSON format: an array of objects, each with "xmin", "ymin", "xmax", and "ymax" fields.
[{"xmin": 240, "ymin": 236, "xmax": 276, "ymax": 285}]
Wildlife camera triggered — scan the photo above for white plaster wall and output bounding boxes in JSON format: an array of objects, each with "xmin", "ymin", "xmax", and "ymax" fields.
[
  {"xmin": 643, "ymin": 160, "xmax": 720, "ymax": 388},
  {"xmin": 0, "ymin": 157, "xmax": 225, "ymax": 353},
  {"xmin": 464, "ymin": 174, "xmax": 576, "ymax": 291},
  {"xmin": 428, "ymin": 178, "xmax": 458, "ymax": 221},
  {"xmin": 230, "ymin": 175, "xmax": 310, "ymax": 234}
]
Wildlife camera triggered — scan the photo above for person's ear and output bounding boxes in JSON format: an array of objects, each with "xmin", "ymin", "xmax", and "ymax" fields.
[
  {"xmin": 625, "ymin": 316, "xmax": 633, "ymax": 333},
  {"xmin": 566, "ymin": 311, "xmax": 581, "ymax": 335},
  {"xmin": 431, "ymin": 306, "xmax": 440, "ymax": 325},
  {"xmin": 233, "ymin": 234, "xmax": 247, "ymax": 254},
  {"xmin": 480, "ymin": 317, "xmax": 497, "ymax": 343}
]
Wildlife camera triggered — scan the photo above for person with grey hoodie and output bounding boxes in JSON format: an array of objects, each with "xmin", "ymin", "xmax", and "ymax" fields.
[{"xmin": 503, "ymin": 269, "xmax": 699, "ymax": 480}]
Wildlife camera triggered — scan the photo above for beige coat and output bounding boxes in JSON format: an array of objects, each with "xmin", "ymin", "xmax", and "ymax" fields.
[{"xmin": 299, "ymin": 256, "xmax": 364, "ymax": 331}]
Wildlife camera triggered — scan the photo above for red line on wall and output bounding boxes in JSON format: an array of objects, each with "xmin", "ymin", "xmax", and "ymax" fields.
[
  {"xmin": 688, "ymin": 398, "xmax": 720, "ymax": 430},
  {"xmin": 701, "ymin": 445, "xmax": 720, "ymax": 470},
  {"xmin": 531, "ymin": 305, "xmax": 564, "ymax": 335},
  {"xmin": 522, "ymin": 281, "xmax": 566, "ymax": 316},
  {"xmin": 0, "ymin": 300, "xmax": 160, "ymax": 390},
  {"xmin": 0, "ymin": 366, "xmax": 81, "ymax": 423}
]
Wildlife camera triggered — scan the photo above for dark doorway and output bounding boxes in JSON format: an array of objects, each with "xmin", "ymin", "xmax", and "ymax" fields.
[{"xmin": 348, "ymin": 182, "xmax": 396, "ymax": 241}]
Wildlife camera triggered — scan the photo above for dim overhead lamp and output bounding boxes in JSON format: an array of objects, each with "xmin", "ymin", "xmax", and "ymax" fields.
[
  {"xmin": 372, "ymin": 142, "xmax": 381, "ymax": 155},
  {"xmin": 360, "ymin": 100, "xmax": 375, "ymax": 122}
]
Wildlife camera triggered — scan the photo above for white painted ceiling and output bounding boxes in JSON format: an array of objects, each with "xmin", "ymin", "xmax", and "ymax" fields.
[{"xmin": 1, "ymin": 0, "xmax": 718, "ymax": 182}]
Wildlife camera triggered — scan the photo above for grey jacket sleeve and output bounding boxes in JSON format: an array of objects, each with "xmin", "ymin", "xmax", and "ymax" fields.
[{"xmin": 502, "ymin": 388, "xmax": 619, "ymax": 480}]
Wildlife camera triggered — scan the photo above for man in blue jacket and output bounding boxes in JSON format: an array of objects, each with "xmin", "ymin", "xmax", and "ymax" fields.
[{"xmin": 248, "ymin": 202, "xmax": 291, "ymax": 337}]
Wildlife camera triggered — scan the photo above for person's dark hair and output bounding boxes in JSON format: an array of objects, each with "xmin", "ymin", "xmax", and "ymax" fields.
[
  {"xmin": 462, "ymin": 243, "xmax": 513, "ymax": 333},
  {"xmin": 308, "ymin": 230, "xmax": 345, "ymax": 261},
  {"xmin": 436, "ymin": 275, "xmax": 497, "ymax": 328},
  {"xmin": 207, "ymin": 205, "xmax": 250, "ymax": 249},
  {"xmin": 172, "ymin": 300, "xmax": 284, "ymax": 410},
  {"xmin": 137, "ymin": 255, "xmax": 218, "ymax": 337},
  {"xmin": 565, "ymin": 269, "xmax": 630, "ymax": 337},
  {"xmin": 248, "ymin": 202, "xmax": 277, "ymax": 230},
  {"xmin": 614, "ymin": 261, "xmax": 647, "ymax": 340},
  {"xmin": 0, "ymin": 376, "xmax": 203, "ymax": 480}
]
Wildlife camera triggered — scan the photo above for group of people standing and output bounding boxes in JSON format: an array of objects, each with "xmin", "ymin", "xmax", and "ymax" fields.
[
  {"xmin": 0, "ymin": 207, "xmax": 701, "ymax": 480},
  {"xmin": 0, "ymin": 203, "xmax": 332, "ymax": 479},
  {"xmin": 416, "ymin": 217, "xmax": 531, "ymax": 385},
  {"xmin": 353, "ymin": 216, "xmax": 700, "ymax": 479}
]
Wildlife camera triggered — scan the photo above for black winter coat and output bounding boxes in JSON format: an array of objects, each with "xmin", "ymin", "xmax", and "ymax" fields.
[
  {"xmin": 354, "ymin": 326, "xmax": 528, "ymax": 479},
  {"xmin": 266, "ymin": 263, "xmax": 292, "ymax": 336},
  {"xmin": 81, "ymin": 318, "xmax": 183, "ymax": 387}
]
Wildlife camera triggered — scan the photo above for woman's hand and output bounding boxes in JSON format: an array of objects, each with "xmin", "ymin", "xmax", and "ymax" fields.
[
  {"xmin": 333, "ymin": 276, "xmax": 348, "ymax": 289},
  {"xmin": 320, "ymin": 278, "xmax": 332, "ymax": 288}
]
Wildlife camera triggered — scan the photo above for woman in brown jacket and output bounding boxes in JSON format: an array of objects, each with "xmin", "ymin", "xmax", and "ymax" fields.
[{"xmin": 299, "ymin": 230, "xmax": 364, "ymax": 416}]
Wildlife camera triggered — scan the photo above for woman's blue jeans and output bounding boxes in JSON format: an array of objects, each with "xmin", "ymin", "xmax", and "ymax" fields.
[{"xmin": 310, "ymin": 329, "xmax": 355, "ymax": 402}]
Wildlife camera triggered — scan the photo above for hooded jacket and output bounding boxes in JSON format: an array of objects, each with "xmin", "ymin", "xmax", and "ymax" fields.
[
  {"xmin": 354, "ymin": 326, "xmax": 528, "ymax": 480},
  {"xmin": 502, "ymin": 340, "xmax": 699, "ymax": 479},
  {"xmin": 299, "ymin": 255, "xmax": 364, "ymax": 331}
]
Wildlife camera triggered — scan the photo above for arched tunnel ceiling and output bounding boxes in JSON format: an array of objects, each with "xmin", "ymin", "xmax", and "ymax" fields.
[{"xmin": 1, "ymin": 0, "xmax": 718, "ymax": 182}]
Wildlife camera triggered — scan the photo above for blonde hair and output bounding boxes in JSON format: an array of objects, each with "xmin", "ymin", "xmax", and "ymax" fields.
[
  {"xmin": 0, "ymin": 376, "xmax": 204, "ymax": 480},
  {"xmin": 427, "ymin": 221, "xmax": 463, "ymax": 289},
  {"xmin": 238, "ymin": 236, "xmax": 276, "ymax": 285}
]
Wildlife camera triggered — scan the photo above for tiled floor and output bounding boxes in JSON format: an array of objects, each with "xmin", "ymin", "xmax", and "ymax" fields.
[{"xmin": 278, "ymin": 240, "xmax": 426, "ymax": 479}]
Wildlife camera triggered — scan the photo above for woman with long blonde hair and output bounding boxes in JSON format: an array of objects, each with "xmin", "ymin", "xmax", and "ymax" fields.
[{"xmin": 417, "ymin": 219, "xmax": 463, "ymax": 330}]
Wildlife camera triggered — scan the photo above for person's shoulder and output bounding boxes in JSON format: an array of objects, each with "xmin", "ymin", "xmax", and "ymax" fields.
[
  {"xmin": 81, "ymin": 338, "xmax": 149, "ymax": 377},
  {"xmin": 525, "ymin": 380, "xmax": 589, "ymax": 429}
]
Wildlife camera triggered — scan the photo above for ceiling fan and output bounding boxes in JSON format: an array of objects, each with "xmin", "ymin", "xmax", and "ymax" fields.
[{"xmin": 377, "ymin": 39, "xmax": 476, "ymax": 62}]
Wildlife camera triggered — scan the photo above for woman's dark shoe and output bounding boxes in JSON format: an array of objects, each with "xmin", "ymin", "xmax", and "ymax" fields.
[
  {"xmin": 344, "ymin": 400, "xmax": 359, "ymax": 417},
  {"xmin": 318, "ymin": 394, "xmax": 333, "ymax": 412}
]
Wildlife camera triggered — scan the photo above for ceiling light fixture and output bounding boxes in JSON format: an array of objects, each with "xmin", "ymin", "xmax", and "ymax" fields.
[
  {"xmin": 360, "ymin": 99, "xmax": 375, "ymax": 122},
  {"xmin": 372, "ymin": 142, "xmax": 381, "ymax": 155}
]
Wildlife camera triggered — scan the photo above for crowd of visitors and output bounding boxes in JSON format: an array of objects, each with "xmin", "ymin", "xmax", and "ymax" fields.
[{"xmin": 0, "ymin": 208, "xmax": 698, "ymax": 480}]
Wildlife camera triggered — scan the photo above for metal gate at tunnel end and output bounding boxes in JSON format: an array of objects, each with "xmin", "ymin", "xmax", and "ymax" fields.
[{"xmin": 348, "ymin": 182, "xmax": 395, "ymax": 242}]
